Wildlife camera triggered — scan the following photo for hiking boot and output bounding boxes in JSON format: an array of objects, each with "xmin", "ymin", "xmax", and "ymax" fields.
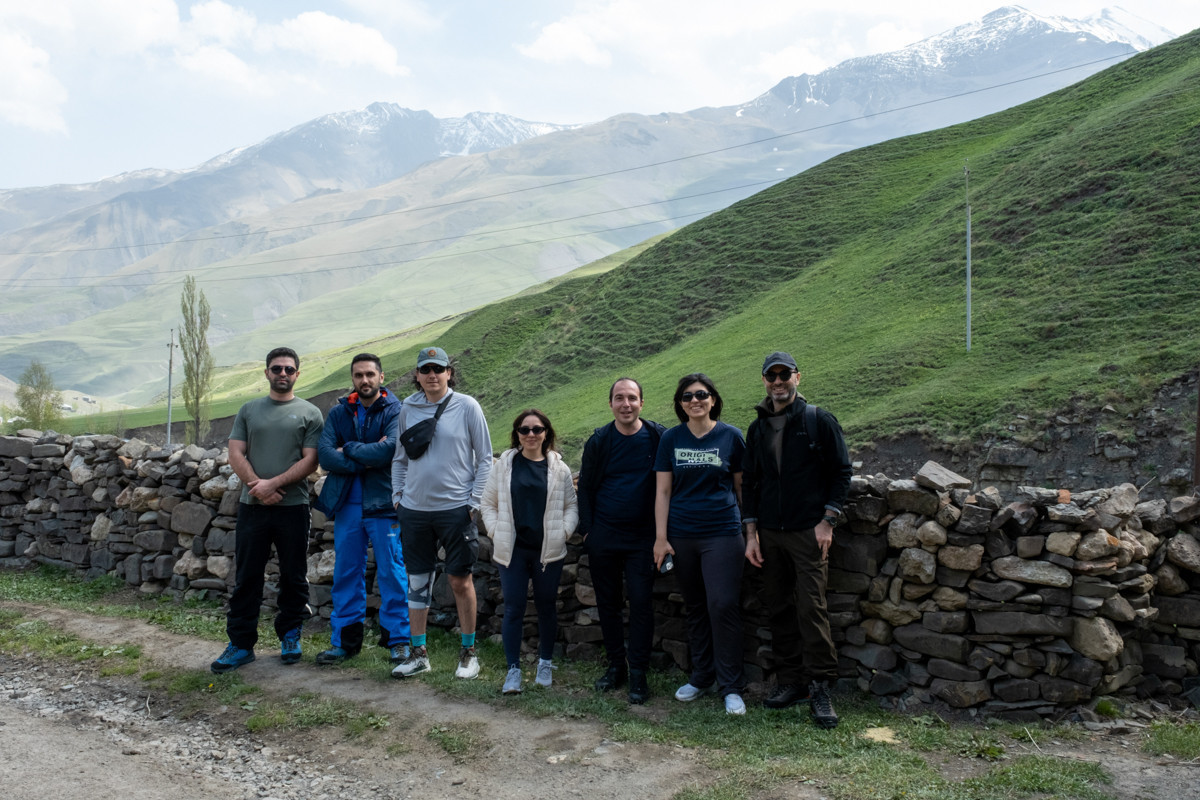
[
  {"xmin": 389, "ymin": 645, "xmax": 410, "ymax": 665},
  {"xmin": 315, "ymin": 646, "xmax": 357, "ymax": 666},
  {"xmin": 809, "ymin": 680, "xmax": 839, "ymax": 729},
  {"xmin": 210, "ymin": 643, "xmax": 254, "ymax": 674},
  {"xmin": 724, "ymin": 693, "xmax": 747, "ymax": 715},
  {"xmin": 628, "ymin": 669, "xmax": 650, "ymax": 705},
  {"xmin": 674, "ymin": 682, "xmax": 714, "ymax": 702},
  {"xmin": 764, "ymin": 683, "xmax": 809, "ymax": 709},
  {"xmin": 280, "ymin": 628, "xmax": 302, "ymax": 665},
  {"xmin": 454, "ymin": 646, "xmax": 480, "ymax": 679},
  {"xmin": 391, "ymin": 645, "xmax": 430, "ymax": 678},
  {"xmin": 594, "ymin": 664, "xmax": 627, "ymax": 692},
  {"xmin": 502, "ymin": 666, "xmax": 523, "ymax": 695},
  {"xmin": 535, "ymin": 659, "xmax": 555, "ymax": 688}
]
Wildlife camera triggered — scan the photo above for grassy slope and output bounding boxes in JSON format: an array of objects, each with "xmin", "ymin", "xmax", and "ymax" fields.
[
  {"xmin": 448, "ymin": 31, "xmax": 1200, "ymax": 460},
  {"xmin": 61, "ymin": 34, "xmax": 1200, "ymax": 464}
]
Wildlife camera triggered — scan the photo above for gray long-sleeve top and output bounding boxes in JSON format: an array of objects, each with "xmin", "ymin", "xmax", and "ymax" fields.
[{"xmin": 390, "ymin": 388, "xmax": 493, "ymax": 511}]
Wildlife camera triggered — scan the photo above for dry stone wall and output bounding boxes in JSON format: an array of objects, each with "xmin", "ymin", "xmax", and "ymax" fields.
[{"xmin": 2, "ymin": 430, "xmax": 1199, "ymax": 718}]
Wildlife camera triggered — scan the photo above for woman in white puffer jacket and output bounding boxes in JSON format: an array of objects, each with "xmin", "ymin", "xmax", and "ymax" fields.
[{"xmin": 481, "ymin": 409, "xmax": 578, "ymax": 695}]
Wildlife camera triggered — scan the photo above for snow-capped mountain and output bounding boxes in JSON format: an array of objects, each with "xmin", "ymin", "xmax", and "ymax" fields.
[
  {"xmin": 0, "ymin": 105, "xmax": 570, "ymax": 239},
  {"xmin": 750, "ymin": 5, "xmax": 1171, "ymax": 120}
]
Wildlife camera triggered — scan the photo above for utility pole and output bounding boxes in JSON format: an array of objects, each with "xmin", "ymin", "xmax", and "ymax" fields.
[
  {"xmin": 964, "ymin": 161, "xmax": 972, "ymax": 352},
  {"xmin": 166, "ymin": 329, "xmax": 176, "ymax": 447}
]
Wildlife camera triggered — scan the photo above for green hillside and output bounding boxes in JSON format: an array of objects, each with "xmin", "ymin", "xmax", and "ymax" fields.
[
  {"xmin": 59, "ymin": 33, "xmax": 1200, "ymax": 465},
  {"xmin": 442, "ymin": 30, "xmax": 1200, "ymax": 459}
]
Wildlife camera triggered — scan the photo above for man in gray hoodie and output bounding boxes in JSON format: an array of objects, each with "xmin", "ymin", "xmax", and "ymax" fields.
[{"xmin": 390, "ymin": 347, "xmax": 492, "ymax": 680}]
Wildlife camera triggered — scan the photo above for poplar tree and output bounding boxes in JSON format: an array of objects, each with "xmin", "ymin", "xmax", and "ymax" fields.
[
  {"xmin": 15, "ymin": 360, "xmax": 64, "ymax": 431},
  {"xmin": 180, "ymin": 275, "xmax": 215, "ymax": 445}
]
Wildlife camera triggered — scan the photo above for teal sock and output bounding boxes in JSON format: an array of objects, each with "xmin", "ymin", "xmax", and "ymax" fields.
[
  {"xmin": 461, "ymin": 632, "xmax": 476, "ymax": 648},
  {"xmin": 412, "ymin": 634, "xmax": 426, "ymax": 648}
]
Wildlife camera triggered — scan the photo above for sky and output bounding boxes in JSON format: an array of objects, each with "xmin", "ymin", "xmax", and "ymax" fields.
[{"xmin": 1, "ymin": 1, "xmax": 1198, "ymax": 189}]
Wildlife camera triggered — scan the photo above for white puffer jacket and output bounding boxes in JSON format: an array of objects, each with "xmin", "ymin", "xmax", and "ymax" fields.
[{"xmin": 481, "ymin": 449, "xmax": 578, "ymax": 568}]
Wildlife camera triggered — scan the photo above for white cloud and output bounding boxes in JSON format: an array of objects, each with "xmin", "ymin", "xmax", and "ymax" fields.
[
  {"xmin": 865, "ymin": 21, "xmax": 923, "ymax": 54},
  {"xmin": 518, "ymin": 19, "xmax": 611, "ymax": 66},
  {"xmin": 71, "ymin": 0, "xmax": 181, "ymax": 55},
  {"xmin": 175, "ymin": 43, "xmax": 265, "ymax": 91},
  {"xmin": 339, "ymin": 0, "xmax": 441, "ymax": 32},
  {"xmin": 186, "ymin": 0, "xmax": 255, "ymax": 46},
  {"xmin": 753, "ymin": 43, "xmax": 834, "ymax": 82},
  {"xmin": 0, "ymin": 27, "xmax": 68, "ymax": 132},
  {"xmin": 261, "ymin": 11, "xmax": 408, "ymax": 76}
]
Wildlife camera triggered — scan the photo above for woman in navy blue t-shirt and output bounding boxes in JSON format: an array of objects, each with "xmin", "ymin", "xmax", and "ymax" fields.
[{"xmin": 653, "ymin": 373, "xmax": 748, "ymax": 715}]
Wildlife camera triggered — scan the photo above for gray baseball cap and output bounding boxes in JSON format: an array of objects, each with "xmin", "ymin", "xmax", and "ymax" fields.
[
  {"xmin": 416, "ymin": 346, "xmax": 450, "ymax": 367},
  {"xmin": 762, "ymin": 351, "xmax": 798, "ymax": 374}
]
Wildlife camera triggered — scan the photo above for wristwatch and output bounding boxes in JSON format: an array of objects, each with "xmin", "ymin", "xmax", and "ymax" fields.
[{"xmin": 821, "ymin": 514, "xmax": 839, "ymax": 528}]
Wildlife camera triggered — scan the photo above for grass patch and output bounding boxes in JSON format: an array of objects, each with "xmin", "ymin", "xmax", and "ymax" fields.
[
  {"xmin": 0, "ymin": 564, "xmax": 248, "ymax": 641},
  {"xmin": 427, "ymin": 723, "xmax": 483, "ymax": 762},
  {"xmin": 0, "ymin": 613, "xmax": 142, "ymax": 672},
  {"xmin": 1144, "ymin": 720, "xmax": 1200, "ymax": 760},
  {"xmin": 244, "ymin": 691, "xmax": 391, "ymax": 741},
  {"xmin": 964, "ymin": 755, "xmax": 1113, "ymax": 800}
]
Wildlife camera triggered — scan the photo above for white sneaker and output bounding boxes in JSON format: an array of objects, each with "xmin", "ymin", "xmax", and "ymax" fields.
[
  {"xmin": 674, "ymin": 682, "xmax": 713, "ymax": 702},
  {"xmin": 455, "ymin": 646, "xmax": 480, "ymax": 679},
  {"xmin": 535, "ymin": 659, "xmax": 555, "ymax": 688},
  {"xmin": 390, "ymin": 645, "xmax": 429, "ymax": 678},
  {"xmin": 502, "ymin": 667, "xmax": 522, "ymax": 695},
  {"xmin": 724, "ymin": 693, "xmax": 747, "ymax": 715}
]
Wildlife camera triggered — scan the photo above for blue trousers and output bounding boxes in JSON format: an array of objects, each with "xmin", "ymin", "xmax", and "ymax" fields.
[
  {"xmin": 497, "ymin": 547, "xmax": 564, "ymax": 667},
  {"xmin": 330, "ymin": 505, "xmax": 410, "ymax": 650}
]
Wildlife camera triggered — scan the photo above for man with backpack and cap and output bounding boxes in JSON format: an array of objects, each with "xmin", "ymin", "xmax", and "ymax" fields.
[{"xmin": 742, "ymin": 351, "xmax": 853, "ymax": 729}]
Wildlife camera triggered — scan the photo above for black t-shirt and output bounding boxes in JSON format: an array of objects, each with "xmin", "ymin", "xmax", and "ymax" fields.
[
  {"xmin": 511, "ymin": 452, "xmax": 549, "ymax": 551},
  {"xmin": 654, "ymin": 422, "xmax": 745, "ymax": 538},
  {"xmin": 592, "ymin": 424, "xmax": 657, "ymax": 541}
]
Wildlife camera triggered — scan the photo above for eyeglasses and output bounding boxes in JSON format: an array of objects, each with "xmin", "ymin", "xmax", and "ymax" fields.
[
  {"xmin": 517, "ymin": 425, "xmax": 546, "ymax": 436},
  {"xmin": 680, "ymin": 390, "xmax": 712, "ymax": 402},
  {"xmin": 418, "ymin": 364, "xmax": 447, "ymax": 374},
  {"xmin": 269, "ymin": 365, "xmax": 297, "ymax": 375},
  {"xmin": 764, "ymin": 368, "xmax": 793, "ymax": 383}
]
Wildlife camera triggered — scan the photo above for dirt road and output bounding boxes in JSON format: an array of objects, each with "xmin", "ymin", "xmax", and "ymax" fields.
[{"xmin": 1, "ymin": 605, "xmax": 714, "ymax": 800}]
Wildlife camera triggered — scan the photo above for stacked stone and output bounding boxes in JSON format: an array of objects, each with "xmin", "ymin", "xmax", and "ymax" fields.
[
  {"xmin": 6, "ymin": 429, "xmax": 1200, "ymax": 713},
  {"xmin": 830, "ymin": 460, "xmax": 1200, "ymax": 719}
]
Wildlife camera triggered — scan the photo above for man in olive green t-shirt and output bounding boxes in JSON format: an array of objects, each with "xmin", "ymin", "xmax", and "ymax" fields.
[{"xmin": 211, "ymin": 347, "xmax": 324, "ymax": 674}]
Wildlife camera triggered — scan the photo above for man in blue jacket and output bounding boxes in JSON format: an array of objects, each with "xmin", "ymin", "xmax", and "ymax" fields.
[{"xmin": 313, "ymin": 353, "xmax": 410, "ymax": 664}]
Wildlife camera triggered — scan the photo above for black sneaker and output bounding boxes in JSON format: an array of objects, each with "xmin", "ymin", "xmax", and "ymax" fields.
[
  {"xmin": 764, "ymin": 683, "xmax": 810, "ymax": 709},
  {"xmin": 594, "ymin": 665, "xmax": 627, "ymax": 692},
  {"xmin": 315, "ymin": 646, "xmax": 359, "ymax": 666},
  {"xmin": 809, "ymin": 680, "xmax": 839, "ymax": 729},
  {"xmin": 627, "ymin": 669, "xmax": 650, "ymax": 705}
]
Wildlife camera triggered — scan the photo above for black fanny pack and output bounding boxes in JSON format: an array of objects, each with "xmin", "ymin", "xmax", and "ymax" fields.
[{"xmin": 399, "ymin": 396, "xmax": 450, "ymax": 460}]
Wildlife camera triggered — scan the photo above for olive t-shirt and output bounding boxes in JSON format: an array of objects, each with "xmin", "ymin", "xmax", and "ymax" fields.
[{"xmin": 230, "ymin": 396, "xmax": 324, "ymax": 506}]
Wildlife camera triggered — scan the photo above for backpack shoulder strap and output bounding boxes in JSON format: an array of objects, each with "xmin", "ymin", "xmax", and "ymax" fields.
[{"xmin": 804, "ymin": 403, "xmax": 821, "ymax": 454}]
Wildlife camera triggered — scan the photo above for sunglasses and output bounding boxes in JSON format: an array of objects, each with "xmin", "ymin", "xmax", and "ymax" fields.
[
  {"xmin": 764, "ymin": 368, "xmax": 794, "ymax": 383},
  {"xmin": 680, "ymin": 390, "xmax": 712, "ymax": 402},
  {"xmin": 517, "ymin": 425, "xmax": 546, "ymax": 436},
  {"xmin": 269, "ymin": 365, "xmax": 297, "ymax": 375},
  {"xmin": 418, "ymin": 364, "xmax": 448, "ymax": 374}
]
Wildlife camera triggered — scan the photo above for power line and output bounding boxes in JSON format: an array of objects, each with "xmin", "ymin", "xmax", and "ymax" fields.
[{"xmin": 0, "ymin": 51, "xmax": 1139, "ymax": 258}]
